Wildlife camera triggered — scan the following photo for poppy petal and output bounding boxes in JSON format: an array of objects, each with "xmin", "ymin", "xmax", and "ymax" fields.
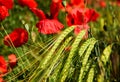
[
  {"xmin": 66, "ymin": 8, "xmax": 84, "ymax": 26},
  {"xmin": 18, "ymin": 0, "xmax": 38, "ymax": 8},
  {"xmin": 36, "ymin": 19, "xmax": 64, "ymax": 34},
  {"xmin": 84, "ymin": 9, "xmax": 99, "ymax": 23},
  {"xmin": 50, "ymin": 1, "xmax": 63, "ymax": 19},
  {"xmin": 30, "ymin": 8, "xmax": 46, "ymax": 20}
]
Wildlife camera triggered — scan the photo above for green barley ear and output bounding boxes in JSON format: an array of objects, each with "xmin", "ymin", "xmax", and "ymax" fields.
[
  {"xmin": 40, "ymin": 26, "xmax": 75, "ymax": 70},
  {"xmin": 59, "ymin": 30, "xmax": 86, "ymax": 82},
  {"xmin": 79, "ymin": 38, "xmax": 96, "ymax": 57},
  {"xmin": 101, "ymin": 44, "xmax": 113, "ymax": 65},
  {"xmin": 39, "ymin": 36, "xmax": 73, "ymax": 81},
  {"xmin": 78, "ymin": 38, "xmax": 97, "ymax": 82},
  {"xmin": 29, "ymin": 26, "xmax": 75, "ymax": 81},
  {"xmin": 97, "ymin": 44, "xmax": 113, "ymax": 82},
  {"xmin": 86, "ymin": 65, "xmax": 95, "ymax": 82}
]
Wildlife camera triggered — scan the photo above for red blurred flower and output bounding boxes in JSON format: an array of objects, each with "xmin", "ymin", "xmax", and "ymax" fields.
[
  {"xmin": 117, "ymin": 0, "xmax": 120, "ymax": 2},
  {"xmin": 52, "ymin": 0, "xmax": 62, "ymax": 3},
  {"xmin": 67, "ymin": 8, "xmax": 99, "ymax": 26},
  {"xmin": 65, "ymin": 0, "xmax": 85, "ymax": 13},
  {"xmin": 0, "ymin": 78, "xmax": 4, "ymax": 82},
  {"xmin": 70, "ymin": 0, "xmax": 85, "ymax": 8},
  {"xmin": 8, "ymin": 54, "xmax": 17, "ymax": 68},
  {"xmin": 0, "ymin": 56, "xmax": 7, "ymax": 82},
  {"xmin": 84, "ymin": 9, "xmax": 99, "ymax": 23},
  {"xmin": 99, "ymin": 1, "xmax": 106, "ymax": 8},
  {"xmin": 0, "ymin": 56, "xmax": 7, "ymax": 74},
  {"xmin": 0, "ymin": 0, "xmax": 14, "ymax": 9},
  {"xmin": 4, "ymin": 28, "xmax": 28, "ymax": 47},
  {"xmin": 117, "ymin": 0, "xmax": 120, "ymax": 6},
  {"xmin": 66, "ymin": 8, "xmax": 99, "ymax": 36},
  {"xmin": 18, "ymin": 0, "xmax": 38, "ymax": 8},
  {"xmin": 36, "ymin": 19, "xmax": 64, "ymax": 34},
  {"xmin": 0, "ymin": 6, "xmax": 9, "ymax": 21},
  {"xmin": 65, "ymin": 0, "xmax": 99, "ymax": 37}
]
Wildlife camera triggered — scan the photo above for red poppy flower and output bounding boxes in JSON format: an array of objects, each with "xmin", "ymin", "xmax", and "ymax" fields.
[
  {"xmin": 0, "ymin": 0, "xmax": 14, "ymax": 9},
  {"xmin": 67, "ymin": 8, "xmax": 99, "ymax": 26},
  {"xmin": 65, "ymin": 0, "xmax": 85, "ymax": 13},
  {"xmin": 66, "ymin": 7, "xmax": 99, "ymax": 37},
  {"xmin": 8, "ymin": 54, "xmax": 17, "ymax": 68},
  {"xmin": 31, "ymin": 7, "xmax": 64, "ymax": 34},
  {"xmin": 18, "ymin": 0, "xmax": 38, "ymax": 8},
  {"xmin": 0, "ymin": 6, "xmax": 9, "ymax": 21},
  {"xmin": 99, "ymin": 1, "xmax": 106, "ymax": 8},
  {"xmin": 4, "ymin": 28, "xmax": 28, "ymax": 47},
  {"xmin": 0, "ymin": 78, "xmax": 4, "ymax": 82},
  {"xmin": 0, "ymin": 56, "xmax": 7, "ymax": 74},
  {"xmin": 66, "ymin": 8, "xmax": 84, "ymax": 26},
  {"xmin": 36, "ymin": 19, "xmax": 64, "ymax": 34}
]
